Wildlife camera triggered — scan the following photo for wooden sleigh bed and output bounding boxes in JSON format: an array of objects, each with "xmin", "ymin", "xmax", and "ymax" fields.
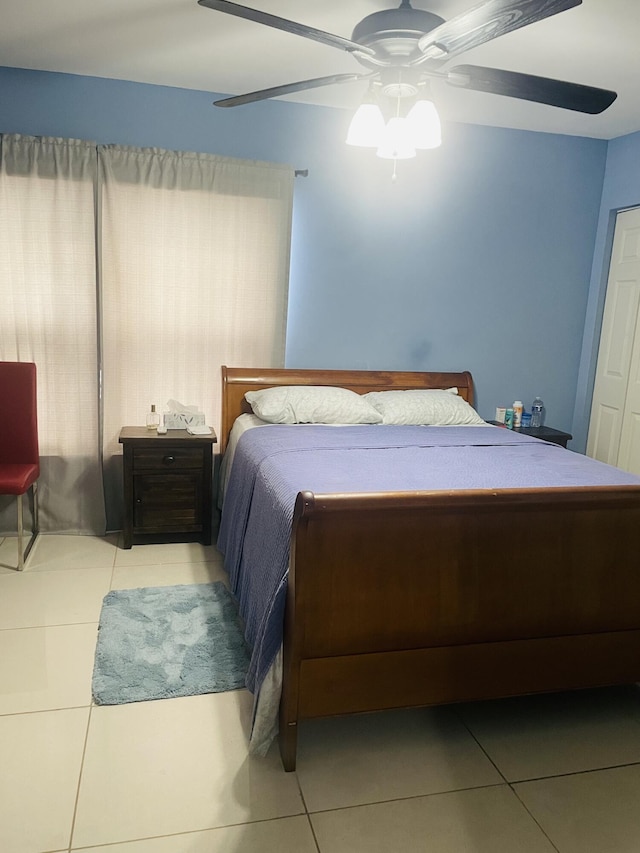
[{"xmin": 220, "ymin": 366, "xmax": 640, "ymax": 772}]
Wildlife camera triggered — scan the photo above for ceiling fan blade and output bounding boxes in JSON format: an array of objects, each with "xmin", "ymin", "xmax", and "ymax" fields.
[
  {"xmin": 213, "ymin": 72, "xmax": 376, "ymax": 108},
  {"xmin": 417, "ymin": 0, "xmax": 581, "ymax": 62},
  {"xmin": 446, "ymin": 64, "xmax": 617, "ymax": 114},
  {"xmin": 198, "ymin": 0, "xmax": 375, "ymax": 56}
]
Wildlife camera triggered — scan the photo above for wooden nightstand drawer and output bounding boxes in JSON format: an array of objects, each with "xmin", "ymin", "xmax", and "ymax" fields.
[
  {"xmin": 133, "ymin": 474, "xmax": 202, "ymax": 530},
  {"xmin": 132, "ymin": 446, "xmax": 204, "ymax": 470}
]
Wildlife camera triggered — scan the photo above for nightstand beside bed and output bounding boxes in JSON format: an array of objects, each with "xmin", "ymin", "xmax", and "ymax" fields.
[
  {"xmin": 119, "ymin": 427, "xmax": 217, "ymax": 549},
  {"xmin": 487, "ymin": 421, "xmax": 572, "ymax": 448}
]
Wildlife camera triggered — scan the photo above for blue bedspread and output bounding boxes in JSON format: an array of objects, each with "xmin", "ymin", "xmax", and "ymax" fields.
[{"xmin": 217, "ymin": 424, "xmax": 640, "ymax": 693}]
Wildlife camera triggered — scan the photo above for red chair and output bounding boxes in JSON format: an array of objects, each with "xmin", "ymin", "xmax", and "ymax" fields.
[{"xmin": 0, "ymin": 362, "xmax": 40, "ymax": 570}]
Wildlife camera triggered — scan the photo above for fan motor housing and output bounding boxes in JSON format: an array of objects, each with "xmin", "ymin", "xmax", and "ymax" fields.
[{"xmin": 351, "ymin": 7, "xmax": 445, "ymax": 66}]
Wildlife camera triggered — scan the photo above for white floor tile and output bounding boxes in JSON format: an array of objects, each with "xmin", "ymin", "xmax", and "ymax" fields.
[
  {"xmin": 296, "ymin": 706, "xmax": 503, "ymax": 812},
  {"xmin": 114, "ymin": 540, "xmax": 222, "ymax": 567},
  {"xmin": 0, "ymin": 535, "xmax": 33, "ymax": 573},
  {"xmin": 0, "ymin": 622, "xmax": 97, "ymax": 715},
  {"xmin": 8, "ymin": 531, "xmax": 640, "ymax": 853},
  {"xmin": 73, "ymin": 691, "xmax": 304, "ymax": 848},
  {"xmin": 311, "ymin": 784, "xmax": 556, "ymax": 853},
  {"xmin": 71, "ymin": 816, "xmax": 318, "ymax": 852},
  {"xmin": 0, "ymin": 567, "xmax": 112, "ymax": 629},
  {"xmin": 515, "ymin": 763, "xmax": 640, "ymax": 853},
  {"xmin": 0, "ymin": 533, "xmax": 118, "ymax": 574},
  {"xmin": 0, "ymin": 708, "xmax": 89, "ymax": 853},
  {"xmin": 111, "ymin": 560, "xmax": 228, "ymax": 590},
  {"xmin": 457, "ymin": 687, "xmax": 640, "ymax": 781}
]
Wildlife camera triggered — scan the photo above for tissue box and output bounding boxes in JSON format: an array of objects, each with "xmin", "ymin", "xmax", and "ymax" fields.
[{"xmin": 163, "ymin": 411, "xmax": 205, "ymax": 429}]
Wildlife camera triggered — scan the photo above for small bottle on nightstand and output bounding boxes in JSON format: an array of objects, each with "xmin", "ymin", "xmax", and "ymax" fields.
[
  {"xmin": 513, "ymin": 401, "xmax": 523, "ymax": 428},
  {"xmin": 531, "ymin": 397, "xmax": 545, "ymax": 428},
  {"xmin": 146, "ymin": 404, "xmax": 160, "ymax": 431}
]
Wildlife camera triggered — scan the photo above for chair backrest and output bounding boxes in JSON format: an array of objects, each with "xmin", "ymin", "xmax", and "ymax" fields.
[{"xmin": 0, "ymin": 362, "xmax": 39, "ymax": 464}]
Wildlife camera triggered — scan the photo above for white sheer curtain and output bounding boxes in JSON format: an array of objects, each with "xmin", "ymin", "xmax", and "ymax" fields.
[
  {"xmin": 1, "ymin": 137, "xmax": 293, "ymax": 535},
  {"xmin": 99, "ymin": 145, "xmax": 294, "ymax": 529},
  {"xmin": 0, "ymin": 135, "xmax": 106, "ymax": 534}
]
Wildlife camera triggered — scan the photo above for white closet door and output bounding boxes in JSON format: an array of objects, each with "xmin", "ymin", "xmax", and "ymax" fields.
[
  {"xmin": 617, "ymin": 304, "xmax": 640, "ymax": 474},
  {"xmin": 587, "ymin": 206, "xmax": 640, "ymax": 469}
]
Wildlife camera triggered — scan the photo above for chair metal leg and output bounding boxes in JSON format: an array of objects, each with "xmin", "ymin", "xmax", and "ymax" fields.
[
  {"xmin": 17, "ymin": 494, "xmax": 25, "ymax": 571},
  {"xmin": 16, "ymin": 483, "xmax": 39, "ymax": 572},
  {"xmin": 29, "ymin": 481, "xmax": 39, "ymax": 541}
]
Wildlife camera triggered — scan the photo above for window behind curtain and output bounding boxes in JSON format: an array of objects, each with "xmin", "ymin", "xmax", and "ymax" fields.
[
  {"xmin": 99, "ymin": 145, "xmax": 294, "ymax": 530},
  {"xmin": 1, "ymin": 137, "xmax": 294, "ymax": 535},
  {"xmin": 0, "ymin": 135, "xmax": 106, "ymax": 534}
]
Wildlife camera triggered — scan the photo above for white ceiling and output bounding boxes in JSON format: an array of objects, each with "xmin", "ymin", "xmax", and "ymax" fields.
[{"xmin": 2, "ymin": 0, "xmax": 639, "ymax": 139}]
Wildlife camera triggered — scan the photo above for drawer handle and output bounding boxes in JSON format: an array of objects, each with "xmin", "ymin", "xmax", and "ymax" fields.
[{"xmin": 163, "ymin": 455, "xmax": 176, "ymax": 466}]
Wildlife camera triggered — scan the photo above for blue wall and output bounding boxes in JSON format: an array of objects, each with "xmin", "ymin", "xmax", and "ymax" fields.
[
  {"xmin": 1, "ymin": 66, "xmax": 609, "ymax": 432},
  {"xmin": 572, "ymin": 130, "xmax": 640, "ymax": 452}
]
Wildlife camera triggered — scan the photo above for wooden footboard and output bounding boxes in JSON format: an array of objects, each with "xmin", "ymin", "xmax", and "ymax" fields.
[{"xmin": 278, "ymin": 485, "xmax": 640, "ymax": 770}]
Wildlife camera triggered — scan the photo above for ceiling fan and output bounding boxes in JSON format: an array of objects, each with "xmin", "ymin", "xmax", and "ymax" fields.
[{"xmin": 197, "ymin": 0, "xmax": 617, "ymax": 116}]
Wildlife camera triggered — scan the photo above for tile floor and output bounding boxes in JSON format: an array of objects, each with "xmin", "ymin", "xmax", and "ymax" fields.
[{"xmin": 2, "ymin": 534, "xmax": 640, "ymax": 852}]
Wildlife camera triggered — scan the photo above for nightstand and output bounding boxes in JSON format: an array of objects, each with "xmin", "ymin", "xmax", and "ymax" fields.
[
  {"xmin": 488, "ymin": 422, "xmax": 572, "ymax": 448},
  {"xmin": 119, "ymin": 427, "xmax": 217, "ymax": 548}
]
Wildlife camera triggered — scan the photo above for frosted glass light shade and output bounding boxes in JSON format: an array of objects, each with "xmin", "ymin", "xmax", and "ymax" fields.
[
  {"xmin": 376, "ymin": 117, "xmax": 416, "ymax": 160},
  {"xmin": 346, "ymin": 103, "xmax": 386, "ymax": 147},
  {"xmin": 406, "ymin": 98, "xmax": 442, "ymax": 149}
]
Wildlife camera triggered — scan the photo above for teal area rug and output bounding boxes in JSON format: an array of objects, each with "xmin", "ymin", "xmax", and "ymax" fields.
[{"xmin": 92, "ymin": 582, "xmax": 250, "ymax": 705}]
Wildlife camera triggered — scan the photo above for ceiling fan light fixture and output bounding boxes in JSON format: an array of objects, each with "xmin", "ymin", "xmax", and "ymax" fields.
[
  {"xmin": 376, "ymin": 116, "xmax": 416, "ymax": 160},
  {"xmin": 202, "ymin": 0, "xmax": 619, "ymax": 140},
  {"xmin": 346, "ymin": 102, "xmax": 386, "ymax": 147},
  {"xmin": 406, "ymin": 97, "xmax": 442, "ymax": 149}
]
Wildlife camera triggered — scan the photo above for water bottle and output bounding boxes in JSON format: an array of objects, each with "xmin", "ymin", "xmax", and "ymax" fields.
[{"xmin": 531, "ymin": 397, "xmax": 545, "ymax": 428}]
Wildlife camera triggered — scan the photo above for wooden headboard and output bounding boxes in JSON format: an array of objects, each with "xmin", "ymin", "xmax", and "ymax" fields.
[{"xmin": 220, "ymin": 367, "xmax": 475, "ymax": 453}]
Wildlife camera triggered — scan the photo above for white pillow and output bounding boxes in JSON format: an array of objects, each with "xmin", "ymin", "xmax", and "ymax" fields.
[
  {"xmin": 244, "ymin": 385, "xmax": 383, "ymax": 425},
  {"xmin": 363, "ymin": 389, "xmax": 486, "ymax": 426}
]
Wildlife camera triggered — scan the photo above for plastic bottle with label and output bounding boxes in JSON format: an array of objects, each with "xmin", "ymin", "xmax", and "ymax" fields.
[
  {"xmin": 531, "ymin": 397, "xmax": 545, "ymax": 428},
  {"xmin": 513, "ymin": 401, "xmax": 523, "ymax": 428}
]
